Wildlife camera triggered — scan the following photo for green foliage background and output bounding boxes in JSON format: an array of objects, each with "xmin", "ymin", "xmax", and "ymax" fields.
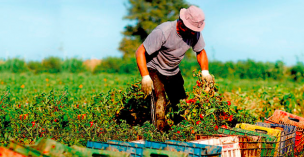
[{"xmin": 0, "ymin": 57, "xmax": 303, "ymax": 82}]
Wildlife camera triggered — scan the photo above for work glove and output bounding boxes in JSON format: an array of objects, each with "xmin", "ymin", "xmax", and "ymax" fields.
[
  {"xmin": 141, "ymin": 75, "xmax": 153, "ymax": 95},
  {"xmin": 201, "ymin": 70, "xmax": 213, "ymax": 84}
]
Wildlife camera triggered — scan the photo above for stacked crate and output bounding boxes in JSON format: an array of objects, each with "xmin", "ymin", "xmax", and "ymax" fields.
[
  {"xmin": 217, "ymin": 127, "xmax": 277, "ymax": 156},
  {"xmin": 265, "ymin": 110, "xmax": 304, "ymax": 156},
  {"xmin": 87, "ymin": 140, "xmax": 222, "ymax": 157},
  {"xmin": 256, "ymin": 122, "xmax": 296, "ymax": 156},
  {"xmin": 4, "ymin": 138, "xmax": 120, "ymax": 157},
  {"xmin": 236, "ymin": 123, "xmax": 283, "ymax": 156},
  {"xmin": 0, "ymin": 146, "xmax": 27, "ymax": 157},
  {"xmin": 190, "ymin": 135, "xmax": 244, "ymax": 157}
]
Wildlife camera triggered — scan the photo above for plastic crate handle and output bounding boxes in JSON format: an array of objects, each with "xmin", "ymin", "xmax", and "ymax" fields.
[
  {"xmin": 269, "ymin": 125, "xmax": 284, "ymax": 131},
  {"xmin": 255, "ymin": 129, "xmax": 268, "ymax": 134},
  {"xmin": 288, "ymin": 117, "xmax": 300, "ymax": 122},
  {"xmin": 221, "ymin": 141, "xmax": 237, "ymax": 144}
]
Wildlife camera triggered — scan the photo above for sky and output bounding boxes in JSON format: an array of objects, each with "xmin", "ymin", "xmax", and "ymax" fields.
[{"xmin": 0, "ymin": 0, "xmax": 303, "ymax": 66}]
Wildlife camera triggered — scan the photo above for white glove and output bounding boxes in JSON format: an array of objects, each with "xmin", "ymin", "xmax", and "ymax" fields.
[
  {"xmin": 201, "ymin": 70, "xmax": 213, "ymax": 84},
  {"xmin": 141, "ymin": 75, "xmax": 153, "ymax": 95}
]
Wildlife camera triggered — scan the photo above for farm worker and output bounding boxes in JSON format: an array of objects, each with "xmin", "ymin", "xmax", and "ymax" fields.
[{"xmin": 135, "ymin": 5, "xmax": 213, "ymax": 130}]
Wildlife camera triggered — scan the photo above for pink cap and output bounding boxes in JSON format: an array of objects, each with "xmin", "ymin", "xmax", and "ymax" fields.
[{"xmin": 179, "ymin": 5, "xmax": 205, "ymax": 32}]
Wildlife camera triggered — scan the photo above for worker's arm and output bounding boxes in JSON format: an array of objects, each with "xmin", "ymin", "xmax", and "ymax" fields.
[
  {"xmin": 136, "ymin": 44, "xmax": 153, "ymax": 94},
  {"xmin": 196, "ymin": 49, "xmax": 213, "ymax": 83},
  {"xmin": 196, "ymin": 49, "xmax": 209, "ymax": 71},
  {"xmin": 135, "ymin": 44, "xmax": 149, "ymax": 77}
]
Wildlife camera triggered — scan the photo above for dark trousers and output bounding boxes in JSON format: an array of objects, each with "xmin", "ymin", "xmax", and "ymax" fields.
[{"xmin": 148, "ymin": 68, "xmax": 187, "ymax": 128}]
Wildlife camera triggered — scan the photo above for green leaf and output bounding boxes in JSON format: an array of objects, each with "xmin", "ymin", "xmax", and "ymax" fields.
[
  {"xmin": 64, "ymin": 115, "xmax": 68, "ymax": 121},
  {"xmin": 5, "ymin": 115, "xmax": 10, "ymax": 121},
  {"xmin": 269, "ymin": 100, "xmax": 274, "ymax": 106},
  {"xmin": 206, "ymin": 108, "xmax": 216, "ymax": 115},
  {"xmin": 192, "ymin": 108, "xmax": 197, "ymax": 113}
]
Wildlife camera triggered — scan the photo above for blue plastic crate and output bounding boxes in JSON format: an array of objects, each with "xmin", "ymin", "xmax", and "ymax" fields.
[
  {"xmin": 87, "ymin": 141, "xmax": 109, "ymax": 150},
  {"xmin": 256, "ymin": 122, "xmax": 296, "ymax": 156},
  {"xmin": 107, "ymin": 140, "xmax": 145, "ymax": 157},
  {"xmin": 87, "ymin": 140, "xmax": 144, "ymax": 157},
  {"xmin": 88, "ymin": 140, "xmax": 188, "ymax": 157},
  {"xmin": 88, "ymin": 140, "xmax": 222, "ymax": 157},
  {"xmin": 165, "ymin": 140, "xmax": 222, "ymax": 157},
  {"xmin": 144, "ymin": 140, "xmax": 222, "ymax": 157}
]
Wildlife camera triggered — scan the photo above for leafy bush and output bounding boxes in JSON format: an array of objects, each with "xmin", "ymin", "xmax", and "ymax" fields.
[
  {"xmin": 2, "ymin": 58, "xmax": 28, "ymax": 73},
  {"xmin": 290, "ymin": 62, "xmax": 304, "ymax": 82},
  {"xmin": 266, "ymin": 61, "xmax": 284, "ymax": 80},
  {"xmin": 42, "ymin": 57, "xmax": 62, "ymax": 73},
  {"xmin": 27, "ymin": 61, "xmax": 45, "ymax": 74},
  {"xmin": 61, "ymin": 58, "xmax": 86, "ymax": 73},
  {"xmin": 93, "ymin": 57, "xmax": 137, "ymax": 74},
  {"xmin": 166, "ymin": 71, "xmax": 257, "ymax": 131},
  {"xmin": 0, "ymin": 60, "xmax": 4, "ymax": 72}
]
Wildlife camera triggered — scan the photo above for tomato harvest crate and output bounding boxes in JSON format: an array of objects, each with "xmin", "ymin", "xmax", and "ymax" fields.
[
  {"xmin": 130, "ymin": 140, "xmax": 191, "ymax": 157},
  {"xmin": 130, "ymin": 140, "xmax": 222, "ymax": 157},
  {"xmin": 256, "ymin": 122, "xmax": 296, "ymax": 156},
  {"xmin": 86, "ymin": 141, "xmax": 137, "ymax": 157},
  {"xmin": 191, "ymin": 135, "xmax": 245, "ymax": 157},
  {"xmin": 28, "ymin": 138, "xmax": 87, "ymax": 157},
  {"xmin": 71, "ymin": 145, "xmax": 131, "ymax": 157},
  {"xmin": 108, "ymin": 140, "xmax": 188, "ymax": 157},
  {"xmin": 194, "ymin": 134, "xmax": 267, "ymax": 157},
  {"xmin": 265, "ymin": 110, "xmax": 304, "ymax": 155},
  {"xmin": 7, "ymin": 140, "xmax": 50, "ymax": 157},
  {"xmin": 87, "ymin": 140, "xmax": 188, "ymax": 157},
  {"xmin": 163, "ymin": 140, "xmax": 222, "ymax": 157},
  {"xmin": 217, "ymin": 127, "xmax": 277, "ymax": 157},
  {"xmin": 0, "ymin": 146, "xmax": 26, "ymax": 157},
  {"xmin": 236, "ymin": 123, "xmax": 283, "ymax": 157}
]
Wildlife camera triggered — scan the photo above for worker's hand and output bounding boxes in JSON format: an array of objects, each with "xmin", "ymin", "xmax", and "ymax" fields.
[
  {"xmin": 141, "ymin": 75, "xmax": 153, "ymax": 95},
  {"xmin": 201, "ymin": 70, "xmax": 213, "ymax": 84}
]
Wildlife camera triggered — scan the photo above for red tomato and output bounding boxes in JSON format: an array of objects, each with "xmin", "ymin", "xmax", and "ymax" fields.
[
  {"xmin": 196, "ymin": 121, "xmax": 201, "ymax": 125},
  {"xmin": 227, "ymin": 101, "xmax": 231, "ymax": 106},
  {"xmin": 228, "ymin": 115, "xmax": 233, "ymax": 121},
  {"xmin": 221, "ymin": 125, "xmax": 228, "ymax": 129},
  {"xmin": 191, "ymin": 130, "xmax": 195, "ymax": 134},
  {"xmin": 196, "ymin": 80, "xmax": 201, "ymax": 86}
]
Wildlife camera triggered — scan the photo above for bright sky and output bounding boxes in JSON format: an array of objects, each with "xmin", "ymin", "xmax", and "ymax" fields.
[{"xmin": 0, "ymin": 0, "xmax": 303, "ymax": 66}]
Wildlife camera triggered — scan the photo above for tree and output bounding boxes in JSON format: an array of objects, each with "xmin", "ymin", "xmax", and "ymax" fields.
[{"xmin": 119, "ymin": 0, "xmax": 194, "ymax": 58}]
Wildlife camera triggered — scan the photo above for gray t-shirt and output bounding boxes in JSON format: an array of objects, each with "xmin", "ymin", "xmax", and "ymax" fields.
[{"xmin": 143, "ymin": 20, "xmax": 205, "ymax": 76}]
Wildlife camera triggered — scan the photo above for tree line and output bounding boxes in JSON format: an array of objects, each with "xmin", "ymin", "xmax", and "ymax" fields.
[{"xmin": 0, "ymin": 57, "xmax": 303, "ymax": 82}]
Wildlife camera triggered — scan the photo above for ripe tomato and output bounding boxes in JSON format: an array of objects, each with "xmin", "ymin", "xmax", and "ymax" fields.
[
  {"xmin": 214, "ymin": 125, "xmax": 219, "ymax": 131},
  {"xmin": 196, "ymin": 121, "xmax": 201, "ymax": 125},
  {"xmin": 227, "ymin": 101, "xmax": 231, "ymax": 106}
]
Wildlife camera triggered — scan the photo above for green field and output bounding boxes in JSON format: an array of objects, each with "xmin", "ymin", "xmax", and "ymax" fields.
[
  {"xmin": 0, "ymin": 72, "xmax": 302, "ymax": 146},
  {"xmin": 1, "ymin": 72, "xmax": 301, "ymax": 93},
  {"xmin": 1, "ymin": 72, "xmax": 302, "ymax": 117}
]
